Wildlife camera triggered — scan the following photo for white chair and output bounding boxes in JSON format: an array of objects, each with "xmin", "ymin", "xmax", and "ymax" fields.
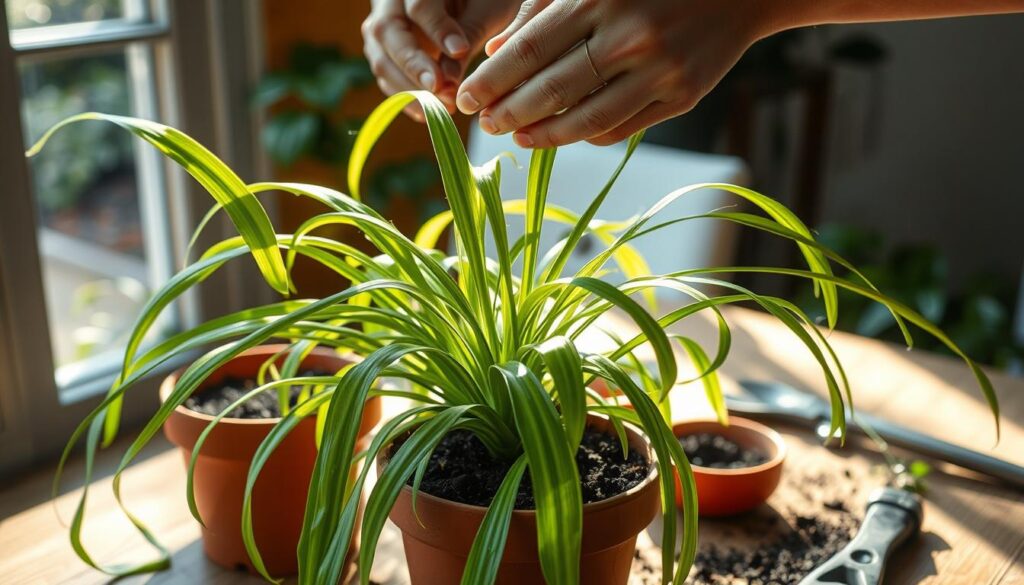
[{"xmin": 466, "ymin": 124, "xmax": 750, "ymax": 302}]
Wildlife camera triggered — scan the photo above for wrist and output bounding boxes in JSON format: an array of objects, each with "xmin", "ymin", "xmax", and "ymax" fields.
[{"xmin": 748, "ymin": 0, "xmax": 827, "ymax": 40}]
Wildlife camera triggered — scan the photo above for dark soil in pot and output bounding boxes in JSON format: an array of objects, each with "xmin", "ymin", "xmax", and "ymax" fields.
[
  {"xmin": 183, "ymin": 370, "xmax": 330, "ymax": 418},
  {"xmin": 679, "ymin": 432, "xmax": 769, "ymax": 469},
  {"xmin": 386, "ymin": 415, "xmax": 661, "ymax": 585},
  {"xmin": 408, "ymin": 428, "xmax": 649, "ymax": 508}
]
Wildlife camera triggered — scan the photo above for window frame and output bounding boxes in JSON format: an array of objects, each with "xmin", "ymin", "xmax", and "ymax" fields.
[{"xmin": 0, "ymin": 0, "xmax": 272, "ymax": 472}]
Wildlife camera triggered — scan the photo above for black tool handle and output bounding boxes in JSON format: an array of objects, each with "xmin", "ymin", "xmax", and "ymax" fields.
[{"xmin": 799, "ymin": 488, "xmax": 922, "ymax": 585}]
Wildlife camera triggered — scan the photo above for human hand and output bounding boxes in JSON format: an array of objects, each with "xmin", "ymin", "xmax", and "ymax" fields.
[
  {"xmin": 361, "ymin": 0, "xmax": 521, "ymax": 121},
  {"xmin": 456, "ymin": 0, "xmax": 777, "ymax": 147}
]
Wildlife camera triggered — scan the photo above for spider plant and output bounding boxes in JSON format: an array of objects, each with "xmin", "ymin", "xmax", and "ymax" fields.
[{"xmin": 31, "ymin": 91, "xmax": 999, "ymax": 585}]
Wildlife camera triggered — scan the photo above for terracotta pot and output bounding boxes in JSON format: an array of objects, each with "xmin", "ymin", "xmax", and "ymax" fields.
[
  {"xmin": 672, "ymin": 417, "xmax": 786, "ymax": 516},
  {"xmin": 161, "ymin": 345, "xmax": 381, "ymax": 577},
  {"xmin": 382, "ymin": 416, "xmax": 660, "ymax": 585}
]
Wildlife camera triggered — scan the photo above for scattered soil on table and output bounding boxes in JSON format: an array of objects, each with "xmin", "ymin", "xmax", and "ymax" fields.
[
  {"xmin": 685, "ymin": 511, "xmax": 858, "ymax": 583},
  {"xmin": 408, "ymin": 427, "xmax": 650, "ymax": 509},
  {"xmin": 629, "ymin": 468, "xmax": 861, "ymax": 584},
  {"xmin": 679, "ymin": 433, "xmax": 769, "ymax": 469},
  {"xmin": 184, "ymin": 371, "xmax": 330, "ymax": 419}
]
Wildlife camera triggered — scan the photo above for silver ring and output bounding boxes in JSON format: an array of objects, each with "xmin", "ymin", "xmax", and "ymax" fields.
[{"xmin": 584, "ymin": 38, "xmax": 607, "ymax": 87}]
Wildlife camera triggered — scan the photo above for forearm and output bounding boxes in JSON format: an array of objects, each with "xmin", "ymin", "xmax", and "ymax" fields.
[{"xmin": 758, "ymin": 0, "xmax": 1024, "ymax": 37}]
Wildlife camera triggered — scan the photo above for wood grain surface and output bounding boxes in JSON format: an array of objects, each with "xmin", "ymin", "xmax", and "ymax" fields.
[{"xmin": 1, "ymin": 307, "xmax": 1021, "ymax": 584}]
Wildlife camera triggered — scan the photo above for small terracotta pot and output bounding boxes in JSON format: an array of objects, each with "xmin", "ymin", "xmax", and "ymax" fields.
[
  {"xmin": 382, "ymin": 416, "xmax": 660, "ymax": 585},
  {"xmin": 672, "ymin": 417, "xmax": 786, "ymax": 516},
  {"xmin": 161, "ymin": 345, "xmax": 381, "ymax": 577}
]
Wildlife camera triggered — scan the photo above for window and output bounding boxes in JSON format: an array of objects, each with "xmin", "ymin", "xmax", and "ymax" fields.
[
  {"xmin": 0, "ymin": 0, "xmax": 267, "ymax": 471},
  {"xmin": 20, "ymin": 37, "xmax": 177, "ymax": 399}
]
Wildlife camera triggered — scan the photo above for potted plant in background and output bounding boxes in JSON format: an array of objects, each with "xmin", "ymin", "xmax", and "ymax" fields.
[
  {"xmin": 255, "ymin": 42, "xmax": 445, "ymax": 300},
  {"xmin": 255, "ymin": 43, "xmax": 445, "ymax": 229},
  {"xmin": 794, "ymin": 223, "xmax": 1024, "ymax": 371},
  {"xmin": 31, "ymin": 92, "xmax": 998, "ymax": 584}
]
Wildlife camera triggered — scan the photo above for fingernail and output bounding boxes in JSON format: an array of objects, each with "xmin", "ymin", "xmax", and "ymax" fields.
[
  {"xmin": 444, "ymin": 34, "xmax": 469, "ymax": 56},
  {"xmin": 418, "ymin": 71, "xmax": 436, "ymax": 91},
  {"xmin": 478, "ymin": 114, "xmax": 497, "ymax": 135},
  {"xmin": 513, "ymin": 132, "xmax": 534, "ymax": 148},
  {"xmin": 457, "ymin": 91, "xmax": 480, "ymax": 114}
]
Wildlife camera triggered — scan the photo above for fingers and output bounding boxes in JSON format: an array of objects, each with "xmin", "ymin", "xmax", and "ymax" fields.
[
  {"xmin": 364, "ymin": 36, "xmax": 427, "ymax": 121},
  {"xmin": 435, "ymin": 0, "xmax": 523, "ymax": 90},
  {"xmin": 477, "ymin": 40, "xmax": 607, "ymax": 135},
  {"xmin": 365, "ymin": 35, "xmax": 417, "ymax": 93},
  {"xmin": 457, "ymin": 2, "xmax": 591, "ymax": 114},
  {"xmin": 363, "ymin": 2, "xmax": 442, "ymax": 93},
  {"xmin": 484, "ymin": 0, "xmax": 552, "ymax": 57},
  {"xmin": 404, "ymin": 0, "xmax": 470, "ymax": 58},
  {"xmin": 511, "ymin": 73, "xmax": 655, "ymax": 148},
  {"xmin": 586, "ymin": 101, "xmax": 689, "ymax": 146},
  {"xmin": 381, "ymin": 19, "xmax": 444, "ymax": 92}
]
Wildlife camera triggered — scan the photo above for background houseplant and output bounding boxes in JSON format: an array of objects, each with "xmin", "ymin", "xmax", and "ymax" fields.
[
  {"xmin": 795, "ymin": 223, "xmax": 1024, "ymax": 371},
  {"xmin": 256, "ymin": 42, "xmax": 443, "ymax": 222},
  {"xmin": 32, "ymin": 92, "xmax": 998, "ymax": 584}
]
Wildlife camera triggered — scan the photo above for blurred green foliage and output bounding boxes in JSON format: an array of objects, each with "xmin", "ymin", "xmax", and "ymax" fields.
[
  {"xmin": 256, "ymin": 43, "xmax": 442, "ymax": 220},
  {"xmin": 254, "ymin": 43, "xmax": 374, "ymax": 166},
  {"xmin": 20, "ymin": 51, "xmax": 134, "ymax": 215},
  {"xmin": 796, "ymin": 224, "xmax": 1023, "ymax": 369}
]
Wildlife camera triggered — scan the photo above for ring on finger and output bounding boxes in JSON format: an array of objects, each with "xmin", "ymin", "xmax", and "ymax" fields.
[{"xmin": 584, "ymin": 38, "xmax": 607, "ymax": 87}]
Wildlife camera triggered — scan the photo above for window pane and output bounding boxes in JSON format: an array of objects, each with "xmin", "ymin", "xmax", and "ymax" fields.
[
  {"xmin": 5, "ymin": 0, "xmax": 137, "ymax": 30},
  {"xmin": 19, "ymin": 46, "xmax": 174, "ymax": 385}
]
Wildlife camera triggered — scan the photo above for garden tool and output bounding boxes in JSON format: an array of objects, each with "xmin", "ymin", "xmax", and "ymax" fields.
[
  {"xmin": 727, "ymin": 380, "xmax": 1024, "ymax": 490},
  {"xmin": 798, "ymin": 487, "xmax": 922, "ymax": 585}
]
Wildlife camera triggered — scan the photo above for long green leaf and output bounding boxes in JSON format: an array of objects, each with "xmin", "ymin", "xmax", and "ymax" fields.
[
  {"xmin": 27, "ymin": 113, "xmax": 290, "ymax": 294},
  {"xmin": 568, "ymin": 277, "xmax": 676, "ymax": 399},
  {"xmin": 359, "ymin": 406, "xmax": 472, "ymax": 584},
  {"xmin": 300, "ymin": 343, "xmax": 433, "ymax": 584},
  {"xmin": 521, "ymin": 148, "xmax": 556, "ymax": 296},
  {"xmin": 461, "ymin": 456, "xmax": 528, "ymax": 585},
  {"xmin": 673, "ymin": 336, "xmax": 727, "ymax": 425},
  {"xmin": 492, "ymin": 362, "xmax": 581, "ymax": 585},
  {"xmin": 542, "ymin": 133, "xmax": 644, "ymax": 283},
  {"xmin": 585, "ymin": 355, "xmax": 698, "ymax": 584},
  {"xmin": 520, "ymin": 337, "xmax": 586, "ymax": 452}
]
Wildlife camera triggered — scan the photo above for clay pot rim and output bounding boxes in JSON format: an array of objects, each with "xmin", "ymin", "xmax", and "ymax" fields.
[
  {"xmin": 159, "ymin": 343, "xmax": 357, "ymax": 426},
  {"xmin": 384, "ymin": 415, "xmax": 661, "ymax": 517},
  {"xmin": 672, "ymin": 416, "xmax": 787, "ymax": 477}
]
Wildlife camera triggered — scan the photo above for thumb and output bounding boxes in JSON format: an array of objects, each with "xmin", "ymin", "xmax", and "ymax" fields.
[{"xmin": 484, "ymin": 0, "xmax": 553, "ymax": 57}]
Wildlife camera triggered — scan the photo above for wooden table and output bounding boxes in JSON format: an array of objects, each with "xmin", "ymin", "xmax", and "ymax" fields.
[{"xmin": 2, "ymin": 307, "xmax": 1022, "ymax": 584}]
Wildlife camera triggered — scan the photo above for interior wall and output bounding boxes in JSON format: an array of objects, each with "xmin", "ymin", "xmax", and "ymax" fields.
[{"xmin": 819, "ymin": 14, "xmax": 1024, "ymax": 288}]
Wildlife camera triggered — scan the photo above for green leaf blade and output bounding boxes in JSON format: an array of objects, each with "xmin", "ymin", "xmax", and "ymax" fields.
[
  {"xmin": 493, "ymin": 362, "xmax": 581, "ymax": 585},
  {"xmin": 461, "ymin": 456, "xmax": 528, "ymax": 585},
  {"xmin": 27, "ymin": 113, "xmax": 291, "ymax": 295}
]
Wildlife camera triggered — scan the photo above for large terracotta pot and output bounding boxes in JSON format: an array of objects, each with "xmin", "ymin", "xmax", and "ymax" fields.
[
  {"xmin": 161, "ymin": 345, "xmax": 381, "ymax": 577},
  {"xmin": 382, "ymin": 416, "xmax": 660, "ymax": 585}
]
